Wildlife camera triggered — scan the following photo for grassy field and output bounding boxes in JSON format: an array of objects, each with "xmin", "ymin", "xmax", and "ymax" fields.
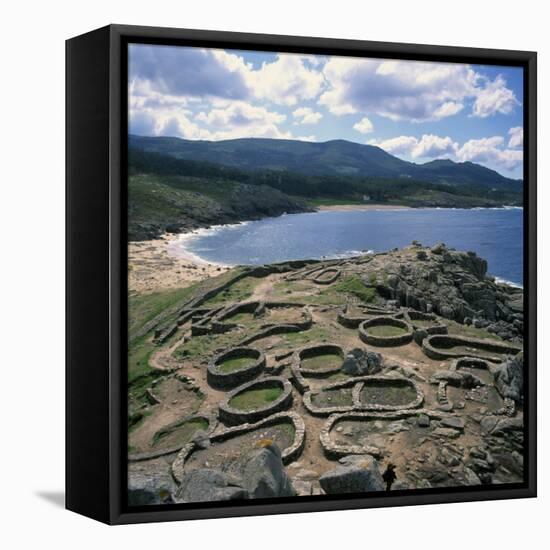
[
  {"xmin": 217, "ymin": 356, "xmax": 256, "ymax": 373},
  {"xmin": 228, "ymin": 386, "xmax": 283, "ymax": 410},
  {"xmin": 367, "ymin": 325, "xmax": 408, "ymax": 337},
  {"xmin": 301, "ymin": 352, "xmax": 343, "ymax": 370}
]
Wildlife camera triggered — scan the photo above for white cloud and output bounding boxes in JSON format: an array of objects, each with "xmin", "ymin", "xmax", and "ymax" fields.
[
  {"xmin": 369, "ymin": 134, "xmax": 457, "ymax": 159},
  {"xmin": 433, "ymin": 101, "xmax": 464, "ymax": 118},
  {"xmin": 508, "ymin": 126, "xmax": 524, "ymax": 148},
  {"xmin": 129, "ymin": 45, "xmax": 251, "ymax": 100},
  {"xmin": 196, "ymin": 101, "xmax": 285, "ymax": 127},
  {"xmin": 194, "ymin": 101, "xmax": 292, "ymax": 140},
  {"xmin": 370, "ymin": 132, "xmax": 521, "ymax": 172},
  {"xmin": 472, "ymin": 75, "xmax": 519, "ymax": 118},
  {"xmin": 246, "ymin": 54, "xmax": 325, "ymax": 106},
  {"xmin": 320, "ymin": 58, "xmax": 477, "ymax": 121},
  {"xmin": 368, "ymin": 135, "xmax": 419, "ymax": 156},
  {"xmin": 413, "ymin": 134, "xmax": 458, "ymax": 158},
  {"xmin": 456, "ymin": 136, "xmax": 523, "ymax": 170},
  {"xmin": 292, "ymin": 107, "xmax": 323, "ymax": 125},
  {"xmin": 130, "ymin": 95, "xmax": 294, "ymax": 141},
  {"xmin": 129, "ymin": 107, "xmax": 205, "ymax": 139},
  {"xmin": 320, "ymin": 58, "xmax": 517, "ymax": 122},
  {"xmin": 353, "ymin": 116, "xmax": 374, "ymax": 134}
]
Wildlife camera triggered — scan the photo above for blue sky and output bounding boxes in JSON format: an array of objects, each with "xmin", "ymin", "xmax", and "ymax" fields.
[{"xmin": 129, "ymin": 44, "xmax": 524, "ymax": 178}]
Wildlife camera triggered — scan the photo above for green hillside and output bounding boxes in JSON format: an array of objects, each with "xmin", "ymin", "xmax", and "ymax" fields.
[
  {"xmin": 129, "ymin": 135, "xmax": 522, "ymax": 192},
  {"xmin": 128, "ymin": 148, "xmax": 522, "ymax": 241}
]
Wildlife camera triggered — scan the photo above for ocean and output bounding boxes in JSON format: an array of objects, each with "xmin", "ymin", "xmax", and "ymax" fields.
[{"xmin": 174, "ymin": 207, "xmax": 524, "ymax": 286}]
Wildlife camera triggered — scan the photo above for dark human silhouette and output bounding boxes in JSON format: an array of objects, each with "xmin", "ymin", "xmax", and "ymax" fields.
[{"xmin": 382, "ymin": 463, "xmax": 397, "ymax": 491}]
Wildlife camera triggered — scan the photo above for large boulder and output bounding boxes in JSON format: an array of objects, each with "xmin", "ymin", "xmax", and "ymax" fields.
[
  {"xmin": 342, "ymin": 349, "xmax": 382, "ymax": 376},
  {"xmin": 128, "ymin": 460, "xmax": 176, "ymax": 506},
  {"xmin": 241, "ymin": 443, "xmax": 296, "ymax": 498},
  {"xmin": 494, "ymin": 352, "xmax": 524, "ymax": 403},
  {"xmin": 175, "ymin": 469, "xmax": 247, "ymax": 503},
  {"xmin": 319, "ymin": 455, "xmax": 385, "ymax": 494}
]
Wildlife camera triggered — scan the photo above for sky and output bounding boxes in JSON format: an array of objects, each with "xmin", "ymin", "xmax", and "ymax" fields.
[{"xmin": 129, "ymin": 44, "xmax": 524, "ymax": 179}]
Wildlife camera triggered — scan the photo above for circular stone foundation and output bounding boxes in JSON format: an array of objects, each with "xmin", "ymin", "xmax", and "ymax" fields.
[
  {"xmin": 151, "ymin": 414, "xmax": 215, "ymax": 451},
  {"xmin": 355, "ymin": 377, "xmax": 423, "ymax": 410},
  {"xmin": 303, "ymin": 375, "xmax": 423, "ymax": 416},
  {"xmin": 298, "ymin": 344, "xmax": 345, "ymax": 376},
  {"xmin": 128, "ymin": 413, "xmax": 217, "ymax": 462},
  {"xmin": 320, "ymin": 410, "xmax": 443, "ymax": 459},
  {"xmin": 312, "ymin": 268, "xmax": 341, "ymax": 285},
  {"xmin": 405, "ymin": 309, "xmax": 448, "ymax": 335},
  {"xmin": 218, "ymin": 376, "xmax": 293, "ymax": 425},
  {"xmin": 207, "ymin": 347, "xmax": 266, "ymax": 389},
  {"xmin": 422, "ymin": 334, "xmax": 521, "ymax": 362},
  {"xmin": 171, "ymin": 412, "xmax": 306, "ymax": 483},
  {"xmin": 359, "ymin": 317, "xmax": 413, "ymax": 347}
]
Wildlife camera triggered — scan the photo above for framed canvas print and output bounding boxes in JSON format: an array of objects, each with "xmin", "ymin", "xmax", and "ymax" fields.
[{"xmin": 66, "ymin": 24, "xmax": 537, "ymax": 525}]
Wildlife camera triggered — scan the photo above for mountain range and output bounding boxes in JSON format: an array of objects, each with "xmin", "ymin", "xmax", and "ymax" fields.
[{"xmin": 129, "ymin": 134, "xmax": 522, "ymax": 192}]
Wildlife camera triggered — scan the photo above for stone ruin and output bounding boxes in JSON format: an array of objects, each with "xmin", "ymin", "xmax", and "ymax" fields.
[{"xmin": 128, "ymin": 248, "xmax": 525, "ymax": 505}]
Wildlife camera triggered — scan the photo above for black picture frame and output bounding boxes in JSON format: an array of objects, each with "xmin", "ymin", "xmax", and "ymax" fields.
[{"xmin": 66, "ymin": 24, "xmax": 537, "ymax": 525}]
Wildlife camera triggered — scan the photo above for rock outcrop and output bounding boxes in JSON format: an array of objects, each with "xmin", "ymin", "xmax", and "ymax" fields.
[
  {"xmin": 242, "ymin": 443, "xmax": 296, "ymax": 498},
  {"xmin": 342, "ymin": 348, "xmax": 383, "ymax": 376},
  {"xmin": 366, "ymin": 244, "xmax": 523, "ymax": 340},
  {"xmin": 494, "ymin": 352, "xmax": 524, "ymax": 403},
  {"xmin": 176, "ymin": 469, "xmax": 248, "ymax": 503},
  {"xmin": 175, "ymin": 442, "xmax": 295, "ymax": 503},
  {"xmin": 319, "ymin": 455, "xmax": 385, "ymax": 494}
]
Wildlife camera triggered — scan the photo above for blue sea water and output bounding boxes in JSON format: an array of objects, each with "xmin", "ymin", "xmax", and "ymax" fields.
[{"xmin": 177, "ymin": 208, "xmax": 524, "ymax": 286}]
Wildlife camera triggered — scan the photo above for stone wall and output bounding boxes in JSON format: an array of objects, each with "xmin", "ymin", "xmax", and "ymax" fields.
[
  {"xmin": 320, "ymin": 409, "xmax": 447, "ymax": 459},
  {"xmin": 422, "ymin": 334, "xmax": 521, "ymax": 361},
  {"xmin": 359, "ymin": 317, "xmax": 414, "ymax": 347},
  {"xmin": 207, "ymin": 347, "xmax": 266, "ymax": 389},
  {"xmin": 171, "ymin": 411, "xmax": 306, "ymax": 483},
  {"xmin": 303, "ymin": 375, "xmax": 424, "ymax": 416},
  {"xmin": 218, "ymin": 377, "xmax": 293, "ymax": 425}
]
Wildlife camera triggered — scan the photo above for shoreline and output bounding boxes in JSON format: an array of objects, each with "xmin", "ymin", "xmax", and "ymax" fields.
[
  {"xmin": 129, "ymin": 206, "xmax": 523, "ymax": 294},
  {"xmin": 128, "ymin": 234, "xmax": 231, "ymax": 294},
  {"xmin": 316, "ymin": 204, "xmax": 522, "ymax": 212},
  {"xmin": 316, "ymin": 203, "xmax": 411, "ymax": 211}
]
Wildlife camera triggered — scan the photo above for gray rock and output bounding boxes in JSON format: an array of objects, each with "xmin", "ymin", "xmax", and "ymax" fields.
[
  {"xmin": 494, "ymin": 352, "xmax": 524, "ymax": 403},
  {"xmin": 413, "ymin": 329, "xmax": 429, "ymax": 345},
  {"xmin": 192, "ymin": 430, "xmax": 211, "ymax": 450},
  {"xmin": 320, "ymin": 455, "xmax": 385, "ymax": 494},
  {"xmin": 175, "ymin": 469, "xmax": 247, "ymax": 503},
  {"xmin": 417, "ymin": 414, "xmax": 430, "ymax": 428},
  {"xmin": 433, "ymin": 427, "xmax": 461, "ymax": 439},
  {"xmin": 441, "ymin": 416, "xmax": 465, "ymax": 431},
  {"xmin": 431, "ymin": 243, "xmax": 447, "ymax": 255},
  {"xmin": 416, "ymin": 250, "xmax": 428, "ymax": 261},
  {"xmin": 128, "ymin": 461, "xmax": 176, "ymax": 506},
  {"xmin": 242, "ymin": 444, "xmax": 296, "ymax": 498},
  {"xmin": 463, "ymin": 467, "xmax": 482, "ymax": 486},
  {"xmin": 431, "ymin": 370, "xmax": 464, "ymax": 385},
  {"xmin": 480, "ymin": 416, "xmax": 500, "ymax": 435},
  {"xmin": 386, "ymin": 420, "xmax": 409, "ymax": 434},
  {"xmin": 469, "ymin": 447, "xmax": 487, "ymax": 460},
  {"xmin": 342, "ymin": 348, "xmax": 382, "ymax": 376}
]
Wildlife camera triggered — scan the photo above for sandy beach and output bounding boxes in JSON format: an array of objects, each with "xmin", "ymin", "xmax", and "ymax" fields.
[
  {"xmin": 128, "ymin": 234, "xmax": 231, "ymax": 294},
  {"xmin": 317, "ymin": 203, "xmax": 411, "ymax": 211}
]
